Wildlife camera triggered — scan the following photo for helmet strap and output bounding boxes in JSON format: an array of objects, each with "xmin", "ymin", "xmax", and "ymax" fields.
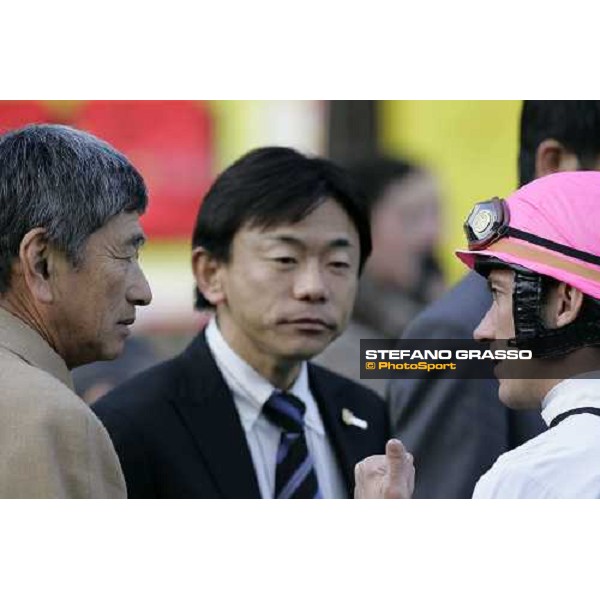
[{"xmin": 510, "ymin": 270, "xmax": 600, "ymax": 358}]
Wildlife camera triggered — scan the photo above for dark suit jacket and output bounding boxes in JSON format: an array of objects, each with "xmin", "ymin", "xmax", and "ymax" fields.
[
  {"xmin": 92, "ymin": 332, "xmax": 389, "ymax": 498},
  {"xmin": 386, "ymin": 271, "xmax": 545, "ymax": 499}
]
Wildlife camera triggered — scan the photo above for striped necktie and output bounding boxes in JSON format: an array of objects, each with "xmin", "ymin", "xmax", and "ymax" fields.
[{"xmin": 262, "ymin": 390, "xmax": 323, "ymax": 499}]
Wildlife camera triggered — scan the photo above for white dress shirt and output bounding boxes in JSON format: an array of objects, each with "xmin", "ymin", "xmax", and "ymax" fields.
[
  {"xmin": 205, "ymin": 318, "xmax": 347, "ymax": 498},
  {"xmin": 473, "ymin": 373, "xmax": 600, "ymax": 498}
]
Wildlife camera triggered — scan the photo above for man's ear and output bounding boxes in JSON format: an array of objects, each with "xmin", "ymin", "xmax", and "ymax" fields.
[
  {"xmin": 191, "ymin": 246, "xmax": 226, "ymax": 305},
  {"xmin": 553, "ymin": 282, "xmax": 584, "ymax": 328},
  {"xmin": 535, "ymin": 139, "xmax": 580, "ymax": 179},
  {"xmin": 18, "ymin": 228, "xmax": 55, "ymax": 304}
]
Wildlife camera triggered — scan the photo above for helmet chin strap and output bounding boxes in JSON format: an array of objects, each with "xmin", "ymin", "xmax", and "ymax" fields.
[{"xmin": 509, "ymin": 270, "xmax": 600, "ymax": 358}]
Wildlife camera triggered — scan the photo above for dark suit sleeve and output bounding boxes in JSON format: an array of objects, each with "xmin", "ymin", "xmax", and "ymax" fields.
[{"xmin": 92, "ymin": 402, "xmax": 157, "ymax": 499}]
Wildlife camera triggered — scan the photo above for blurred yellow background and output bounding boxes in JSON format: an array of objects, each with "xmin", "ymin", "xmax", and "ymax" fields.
[{"xmin": 381, "ymin": 100, "xmax": 521, "ymax": 281}]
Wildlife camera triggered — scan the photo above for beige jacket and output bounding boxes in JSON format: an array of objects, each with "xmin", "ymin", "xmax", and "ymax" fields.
[{"xmin": 0, "ymin": 308, "xmax": 126, "ymax": 498}]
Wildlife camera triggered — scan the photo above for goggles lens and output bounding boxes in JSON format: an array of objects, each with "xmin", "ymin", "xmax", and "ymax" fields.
[{"xmin": 464, "ymin": 197, "xmax": 510, "ymax": 250}]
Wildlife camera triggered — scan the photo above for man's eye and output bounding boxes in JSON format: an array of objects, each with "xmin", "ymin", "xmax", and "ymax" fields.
[
  {"xmin": 330, "ymin": 261, "xmax": 350, "ymax": 269},
  {"xmin": 274, "ymin": 257, "xmax": 297, "ymax": 265}
]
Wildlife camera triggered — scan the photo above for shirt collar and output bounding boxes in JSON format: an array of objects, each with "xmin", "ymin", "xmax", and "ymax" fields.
[
  {"xmin": 541, "ymin": 371, "xmax": 600, "ymax": 427},
  {"xmin": 205, "ymin": 317, "xmax": 323, "ymax": 434},
  {"xmin": 0, "ymin": 306, "xmax": 74, "ymax": 391}
]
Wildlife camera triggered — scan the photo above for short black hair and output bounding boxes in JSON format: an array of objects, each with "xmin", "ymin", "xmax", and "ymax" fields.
[
  {"xmin": 519, "ymin": 101, "xmax": 600, "ymax": 186},
  {"xmin": 192, "ymin": 146, "xmax": 372, "ymax": 309},
  {"xmin": 0, "ymin": 124, "xmax": 147, "ymax": 293}
]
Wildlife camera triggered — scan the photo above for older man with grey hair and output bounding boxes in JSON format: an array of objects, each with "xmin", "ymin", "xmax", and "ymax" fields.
[{"xmin": 0, "ymin": 124, "xmax": 152, "ymax": 498}]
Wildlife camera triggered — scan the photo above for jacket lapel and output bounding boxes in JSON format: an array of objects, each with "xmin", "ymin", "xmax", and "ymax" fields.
[
  {"xmin": 171, "ymin": 333, "xmax": 261, "ymax": 499},
  {"xmin": 308, "ymin": 365, "xmax": 366, "ymax": 497}
]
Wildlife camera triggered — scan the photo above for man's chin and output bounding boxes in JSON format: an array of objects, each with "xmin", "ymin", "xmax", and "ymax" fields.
[
  {"xmin": 280, "ymin": 336, "xmax": 334, "ymax": 361},
  {"xmin": 96, "ymin": 340, "xmax": 126, "ymax": 363},
  {"xmin": 67, "ymin": 338, "xmax": 125, "ymax": 369},
  {"xmin": 498, "ymin": 379, "xmax": 538, "ymax": 410}
]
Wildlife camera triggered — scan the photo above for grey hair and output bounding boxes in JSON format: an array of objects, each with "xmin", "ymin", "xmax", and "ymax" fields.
[{"xmin": 0, "ymin": 123, "xmax": 148, "ymax": 292}]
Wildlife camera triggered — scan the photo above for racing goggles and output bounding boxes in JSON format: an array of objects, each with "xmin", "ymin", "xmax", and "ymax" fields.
[
  {"xmin": 463, "ymin": 196, "xmax": 600, "ymax": 267},
  {"xmin": 464, "ymin": 197, "xmax": 510, "ymax": 250}
]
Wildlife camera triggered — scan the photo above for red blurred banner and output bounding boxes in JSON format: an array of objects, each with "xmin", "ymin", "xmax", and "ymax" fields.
[
  {"xmin": 0, "ymin": 101, "xmax": 52, "ymax": 132},
  {"xmin": 74, "ymin": 101, "xmax": 214, "ymax": 239},
  {"xmin": 0, "ymin": 100, "xmax": 214, "ymax": 240}
]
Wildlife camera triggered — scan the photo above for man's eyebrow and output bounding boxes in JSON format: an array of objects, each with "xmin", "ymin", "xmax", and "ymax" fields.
[
  {"xmin": 264, "ymin": 234, "xmax": 354, "ymax": 249},
  {"xmin": 328, "ymin": 238, "xmax": 354, "ymax": 249}
]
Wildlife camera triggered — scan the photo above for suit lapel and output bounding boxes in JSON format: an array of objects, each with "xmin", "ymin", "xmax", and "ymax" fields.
[
  {"xmin": 171, "ymin": 333, "xmax": 261, "ymax": 499},
  {"xmin": 309, "ymin": 365, "xmax": 364, "ymax": 497}
]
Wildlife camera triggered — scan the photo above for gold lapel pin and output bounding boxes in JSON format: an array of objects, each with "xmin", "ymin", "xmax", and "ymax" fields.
[{"xmin": 342, "ymin": 408, "xmax": 368, "ymax": 430}]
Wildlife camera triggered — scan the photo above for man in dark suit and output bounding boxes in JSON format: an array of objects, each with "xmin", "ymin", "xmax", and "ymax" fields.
[
  {"xmin": 387, "ymin": 101, "xmax": 600, "ymax": 498},
  {"xmin": 93, "ymin": 146, "xmax": 389, "ymax": 498}
]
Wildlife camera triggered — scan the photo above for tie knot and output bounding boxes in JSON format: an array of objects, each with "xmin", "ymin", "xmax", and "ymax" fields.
[{"xmin": 263, "ymin": 391, "xmax": 306, "ymax": 433}]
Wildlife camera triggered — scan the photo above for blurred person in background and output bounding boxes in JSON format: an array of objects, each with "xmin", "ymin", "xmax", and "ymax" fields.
[
  {"xmin": 387, "ymin": 101, "xmax": 600, "ymax": 498},
  {"xmin": 93, "ymin": 146, "xmax": 390, "ymax": 499},
  {"xmin": 316, "ymin": 157, "xmax": 444, "ymax": 395},
  {"xmin": 0, "ymin": 124, "xmax": 152, "ymax": 498},
  {"xmin": 73, "ymin": 336, "xmax": 159, "ymax": 405}
]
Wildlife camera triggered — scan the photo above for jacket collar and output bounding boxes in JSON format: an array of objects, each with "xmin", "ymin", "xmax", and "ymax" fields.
[
  {"xmin": 542, "ymin": 372, "xmax": 600, "ymax": 427},
  {"xmin": 0, "ymin": 306, "xmax": 74, "ymax": 391}
]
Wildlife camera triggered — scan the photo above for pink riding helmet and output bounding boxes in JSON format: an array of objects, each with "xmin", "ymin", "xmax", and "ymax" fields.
[{"xmin": 456, "ymin": 171, "xmax": 600, "ymax": 300}]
